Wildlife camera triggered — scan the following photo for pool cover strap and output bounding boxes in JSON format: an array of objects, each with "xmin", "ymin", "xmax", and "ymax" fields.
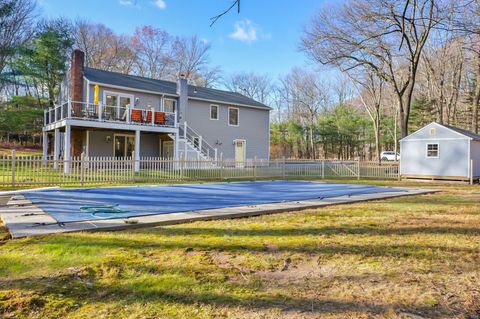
[{"xmin": 80, "ymin": 205, "xmax": 129, "ymax": 215}]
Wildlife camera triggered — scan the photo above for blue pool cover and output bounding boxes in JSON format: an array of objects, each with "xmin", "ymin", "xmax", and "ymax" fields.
[{"xmin": 22, "ymin": 181, "xmax": 403, "ymax": 223}]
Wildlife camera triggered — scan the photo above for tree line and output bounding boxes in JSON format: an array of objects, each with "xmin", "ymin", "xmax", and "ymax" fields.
[{"xmin": 2, "ymin": 0, "xmax": 480, "ymax": 159}]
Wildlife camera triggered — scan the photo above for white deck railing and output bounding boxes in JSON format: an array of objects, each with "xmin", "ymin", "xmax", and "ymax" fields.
[
  {"xmin": 0, "ymin": 153, "xmax": 400, "ymax": 187},
  {"xmin": 45, "ymin": 100, "xmax": 177, "ymax": 128},
  {"xmin": 179, "ymin": 122, "xmax": 218, "ymax": 160}
]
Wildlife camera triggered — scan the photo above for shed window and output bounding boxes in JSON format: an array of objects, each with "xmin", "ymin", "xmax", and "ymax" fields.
[{"xmin": 426, "ymin": 143, "xmax": 439, "ymax": 158}]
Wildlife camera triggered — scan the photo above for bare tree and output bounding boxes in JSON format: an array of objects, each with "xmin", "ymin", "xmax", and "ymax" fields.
[
  {"xmin": 421, "ymin": 37, "xmax": 465, "ymax": 125},
  {"xmin": 454, "ymin": 0, "xmax": 480, "ymax": 132},
  {"xmin": 131, "ymin": 25, "xmax": 171, "ymax": 79},
  {"xmin": 224, "ymin": 72, "xmax": 272, "ymax": 104},
  {"xmin": 168, "ymin": 35, "xmax": 211, "ymax": 82},
  {"xmin": 301, "ymin": 0, "xmax": 441, "ymax": 137},
  {"xmin": 281, "ymin": 68, "xmax": 330, "ymax": 159},
  {"xmin": 347, "ymin": 70, "xmax": 386, "ymax": 161},
  {"xmin": 73, "ymin": 20, "xmax": 135, "ymax": 73},
  {"xmin": 0, "ymin": 0, "xmax": 36, "ymax": 87}
]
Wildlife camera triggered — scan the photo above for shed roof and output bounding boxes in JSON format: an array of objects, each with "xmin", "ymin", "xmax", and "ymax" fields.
[
  {"xmin": 443, "ymin": 124, "xmax": 480, "ymax": 141},
  {"xmin": 83, "ymin": 67, "xmax": 271, "ymax": 110},
  {"xmin": 400, "ymin": 122, "xmax": 480, "ymax": 141}
]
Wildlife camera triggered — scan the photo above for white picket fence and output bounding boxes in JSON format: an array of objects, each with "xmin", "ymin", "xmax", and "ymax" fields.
[{"xmin": 0, "ymin": 153, "xmax": 399, "ymax": 187}]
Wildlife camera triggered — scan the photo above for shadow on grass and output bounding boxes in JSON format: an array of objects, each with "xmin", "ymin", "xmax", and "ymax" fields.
[
  {"xmin": 145, "ymin": 225, "xmax": 480, "ymax": 237},
  {"xmin": 17, "ymin": 230, "xmax": 477, "ymax": 261},
  {"xmin": 0, "ymin": 264, "xmax": 458, "ymax": 318}
]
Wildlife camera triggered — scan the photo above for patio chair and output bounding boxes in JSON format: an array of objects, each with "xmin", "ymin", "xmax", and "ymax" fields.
[
  {"xmin": 131, "ymin": 109, "xmax": 143, "ymax": 122},
  {"xmin": 154, "ymin": 112, "xmax": 166, "ymax": 125}
]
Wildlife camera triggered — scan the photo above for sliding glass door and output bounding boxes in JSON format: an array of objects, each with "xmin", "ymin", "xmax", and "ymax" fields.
[{"xmin": 114, "ymin": 134, "xmax": 135, "ymax": 158}]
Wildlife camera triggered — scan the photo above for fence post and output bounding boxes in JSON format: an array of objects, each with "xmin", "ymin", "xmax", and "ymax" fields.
[
  {"xmin": 131, "ymin": 151, "xmax": 135, "ymax": 182},
  {"xmin": 253, "ymin": 156, "xmax": 257, "ymax": 180},
  {"xmin": 282, "ymin": 156, "xmax": 286, "ymax": 179},
  {"xmin": 397, "ymin": 162, "xmax": 401, "ymax": 181},
  {"xmin": 11, "ymin": 149, "xmax": 16, "ymax": 187},
  {"xmin": 357, "ymin": 158, "xmax": 361, "ymax": 180},
  {"xmin": 180, "ymin": 153, "xmax": 184, "ymax": 179},
  {"xmin": 80, "ymin": 152, "xmax": 85, "ymax": 187}
]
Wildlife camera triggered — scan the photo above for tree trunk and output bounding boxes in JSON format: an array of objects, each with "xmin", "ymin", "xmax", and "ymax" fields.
[{"xmin": 472, "ymin": 55, "xmax": 480, "ymax": 133}]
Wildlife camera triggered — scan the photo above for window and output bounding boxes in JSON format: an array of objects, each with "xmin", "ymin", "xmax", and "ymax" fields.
[
  {"xmin": 163, "ymin": 99, "xmax": 176, "ymax": 113},
  {"xmin": 426, "ymin": 143, "xmax": 439, "ymax": 158},
  {"xmin": 210, "ymin": 105, "xmax": 218, "ymax": 120},
  {"xmin": 228, "ymin": 107, "xmax": 239, "ymax": 126},
  {"xmin": 104, "ymin": 91, "xmax": 133, "ymax": 121}
]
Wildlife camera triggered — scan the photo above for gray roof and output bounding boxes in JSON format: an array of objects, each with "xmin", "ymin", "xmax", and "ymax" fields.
[
  {"xmin": 83, "ymin": 67, "xmax": 271, "ymax": 110},
  {"xmin": 444, "ymin": 124, "xmax": 480, "ymax": 141}
]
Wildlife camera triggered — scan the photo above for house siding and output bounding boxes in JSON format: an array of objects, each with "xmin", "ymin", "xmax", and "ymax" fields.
[
  {"xmin": 185, "ymin": 99, "xmax": 270, "ymax": 160},
  {"xmin": 81, "ymin": 82, "xmax": 270, "ymax": 160}
]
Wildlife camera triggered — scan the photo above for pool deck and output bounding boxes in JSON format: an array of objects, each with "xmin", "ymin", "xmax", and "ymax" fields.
[{"xmin": 0, "ymin": 187, "xmax": 438, "ymax": 238}]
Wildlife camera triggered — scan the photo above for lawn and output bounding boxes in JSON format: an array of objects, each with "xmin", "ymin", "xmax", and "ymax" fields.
[{"xmin": 0, "ymin": 181, "xmax": 479, "ymax": 318}]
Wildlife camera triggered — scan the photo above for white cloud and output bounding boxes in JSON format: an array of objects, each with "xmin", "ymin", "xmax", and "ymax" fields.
[
  {"xmin": 229, "ymin": 19, "xmax": 271, "ymax": 44},
  {"xmin": 229, "ymin": 19, "xmax": 258, "ymax": 43},
  {"xmin": 152, "ymin": 0, "xmax": 166, "ymax": 9},
  {"xmin": 118, "ymin": 0, "xmax": 140, "ymax": 8}
]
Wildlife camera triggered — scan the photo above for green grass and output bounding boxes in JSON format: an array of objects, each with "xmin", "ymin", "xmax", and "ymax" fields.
[{"xmin": 0, "ymin": 181, "xmax": 479, "ymax": 318}]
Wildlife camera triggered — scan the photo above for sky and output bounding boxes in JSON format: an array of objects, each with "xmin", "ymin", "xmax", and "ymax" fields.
[{"xmin": 37, "ymin": 0, "xmax": 327, "ymax": 80}]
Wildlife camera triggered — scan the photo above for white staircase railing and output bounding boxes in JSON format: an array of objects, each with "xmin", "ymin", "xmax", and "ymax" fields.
[{"xmin": 179, "ymin": 121, "xmax": 218, "ymax": 161}]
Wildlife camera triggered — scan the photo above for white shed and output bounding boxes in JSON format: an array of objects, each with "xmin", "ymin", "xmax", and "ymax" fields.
[{"xmin": 400, "ymin": 122, "xmax": 480, "ymax": 182}]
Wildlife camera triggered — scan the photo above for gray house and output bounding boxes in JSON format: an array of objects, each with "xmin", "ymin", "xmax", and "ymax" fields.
[
  {"xmin": 43, "ymin": 50, "xmax": 271, "ymax": 172},
  {"xmin": 399, "ymin": 122, "xmax": 480, "ymax": 181}
]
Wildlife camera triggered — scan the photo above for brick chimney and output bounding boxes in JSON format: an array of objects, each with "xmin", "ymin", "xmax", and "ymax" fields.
[
  {"xmin": 70, "ymin": 49, "xmax": 84, "ymax": 106},
  {"xmin": 69, "ymin": 49, "xmax": 85, "ymax": 157},
  {"xmin": 176, "ymin": 74, "xmax": 188, "ymax": 124}
]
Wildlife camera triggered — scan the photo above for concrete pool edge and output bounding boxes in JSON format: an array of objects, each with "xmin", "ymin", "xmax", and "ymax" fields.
[{"xmin": 0, "ymin": 188, "xmax": 439, "ymax": 238}]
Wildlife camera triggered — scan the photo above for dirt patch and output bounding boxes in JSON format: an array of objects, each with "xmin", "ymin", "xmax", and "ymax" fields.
[{"xmin": 255, "ymin": 258, "xmax": 337, "ymax": 284}]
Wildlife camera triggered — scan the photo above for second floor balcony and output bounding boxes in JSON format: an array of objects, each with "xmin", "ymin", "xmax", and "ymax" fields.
[{"xmin": 44, "ymin": 100, "xmax": 178, "ymax": 129}]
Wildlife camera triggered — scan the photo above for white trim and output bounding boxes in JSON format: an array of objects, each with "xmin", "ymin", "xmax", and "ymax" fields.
[
  {"xmin": 86, "ymin": 79, "xmax": 90, "ymax": 104},
  {"xmin": 43, "ymin": 119, "xmax": 178, "ymax": 134},
  {"xmin": 113, "ymin": 133, "xmax": 136, "ymax": 158},
  {"xmin": 426, "ymin": 143, "xmax": 439, "ymax": 158},
  {"xmin": 402, "ymin": 137, "xmax": 469, "ymax": 142},
  {"xmin": 210, "ymin": 104, "xmax": 219, "ymax": 120},
  {"xmin": 88, "ymin": 81, "xmax": 179, "ymax": 98},
  {"xmin": 228, "ymin": 107, "xmax": 239, "ymax": 126}
]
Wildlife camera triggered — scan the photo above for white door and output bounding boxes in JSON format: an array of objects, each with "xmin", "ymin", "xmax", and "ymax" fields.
[
  {"xmin": 234, "ymin": 139, "xmax": 246, "ymax": 167},
  {"xmin": 162, "ymin": 141, "xmax": 174, "ymax": 158}
]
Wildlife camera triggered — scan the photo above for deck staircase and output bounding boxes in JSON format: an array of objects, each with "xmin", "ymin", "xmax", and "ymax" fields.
[{"xmin": 178, "ymin": 122, "xmax": 218, "ymax": 162}]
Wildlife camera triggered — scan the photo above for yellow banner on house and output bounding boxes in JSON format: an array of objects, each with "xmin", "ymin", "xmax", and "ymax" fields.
[{"xmin": 93, "ymin": 84, "xmax": 99, "ymax": 105}]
